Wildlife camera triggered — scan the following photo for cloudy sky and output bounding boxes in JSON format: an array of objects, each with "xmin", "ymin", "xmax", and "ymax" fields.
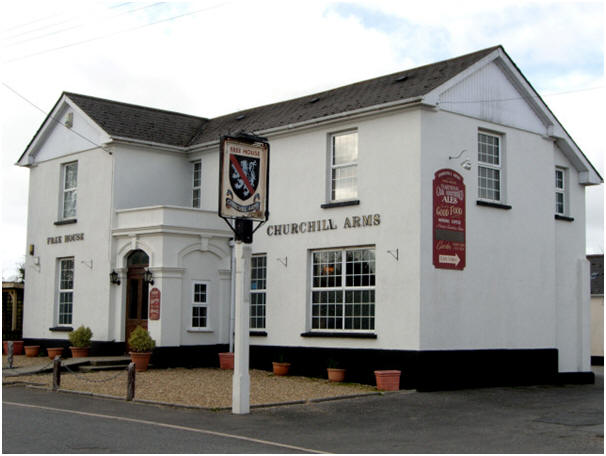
[{"xmin": 1, "ymin": 0, "xmax": 603, "ymax": 279}]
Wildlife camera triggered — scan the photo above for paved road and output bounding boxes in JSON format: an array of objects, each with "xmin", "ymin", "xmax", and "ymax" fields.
[{"xmin": 3, "ymin": 368, "xmax": 603, "ymax": 453}]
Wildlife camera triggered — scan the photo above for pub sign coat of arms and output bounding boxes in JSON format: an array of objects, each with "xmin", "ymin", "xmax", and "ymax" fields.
[{"xmin": 219, "ymin": 136, "xmax": 269, "ymax": 221}]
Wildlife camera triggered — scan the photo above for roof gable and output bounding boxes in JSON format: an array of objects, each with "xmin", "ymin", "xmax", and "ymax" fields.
[
  {"xmin": 65, "ymin": 93, "xmax": 207, "ymax": 147},
  {"xmin": 17, "ymin": 94, "xmax": 111, "ymax": 166}
]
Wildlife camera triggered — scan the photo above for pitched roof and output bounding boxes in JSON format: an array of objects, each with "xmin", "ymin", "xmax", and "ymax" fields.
[
  {"xmin": 63, "ymin": 46, "xmax": 499, "ymax": 148},
  {"xmin": 187, "ymin": 46, "xmax": 500, "ymax": 146},
  {"xmin": 65, "ymin": 92, "xmax": 207, "ymax": 147}
]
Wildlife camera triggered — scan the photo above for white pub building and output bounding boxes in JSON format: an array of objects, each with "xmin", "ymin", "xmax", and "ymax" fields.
[{"xmin": 17, "ymin": 46, "xmax": 601, "ymax": 389}]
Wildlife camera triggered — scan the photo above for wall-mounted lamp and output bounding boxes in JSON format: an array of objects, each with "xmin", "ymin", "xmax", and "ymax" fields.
[
  {"xmin": 387, "ymin": 249, "xmax": 399, "ymax": 261},
  {"xmin": 110, "ymin": 270, "xmax": 121, "ymax": 285},
  {"xmin": 448, "ymin": 149, "xmax": 473, "ymax": 171},
  {"xmin": 144, "ymin": 268, "xmax": 154, "ymax": 285},
  {"xmin": 29, "ymin": 244, "xmax": 35, "ymax": 256}
]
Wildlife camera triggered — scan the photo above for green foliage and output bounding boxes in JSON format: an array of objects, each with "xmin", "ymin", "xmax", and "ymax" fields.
[
  {"xmin": 68, "ymin": 325, "xmax": 92, "ymax": 348},
  {"xmin": 327, "ymin": 358, "xmax": 341, "ymax": 369},
  {"xmin": 128, "ymin": 326, "xmax": 155, "ymax": 352}
]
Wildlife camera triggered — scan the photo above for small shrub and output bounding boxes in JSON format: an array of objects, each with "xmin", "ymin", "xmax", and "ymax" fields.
[
  {"xmin": 68, "ymin": 325, "xmax": 92, "ymax": 348},
  {"xmin": 128, "ymin": 326, "xmax": 155, "ymax": 352}
]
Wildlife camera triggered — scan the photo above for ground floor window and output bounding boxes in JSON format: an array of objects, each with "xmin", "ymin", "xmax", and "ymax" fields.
[
  {"xmin": 250, "ymin": 254, "xmax": 267, "ymax": 329},
  {"xmin": 311, "ymin": 247, "xmax": 375, "ymax": 331},
  {"xmin": 192, "ymin": 282, "xmax": 208, "ymax": 328},
  {"xmin": 57, "ymin": 257, "xmax": 74, "ymax": 325}
]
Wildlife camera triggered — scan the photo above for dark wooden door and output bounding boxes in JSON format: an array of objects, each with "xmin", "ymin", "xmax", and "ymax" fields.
[{"xmin": 125, "ymin": 265, "xmax": 149, "ymax": 351}]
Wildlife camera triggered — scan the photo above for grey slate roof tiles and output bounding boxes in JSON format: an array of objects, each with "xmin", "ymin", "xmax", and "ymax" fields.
[{"xmin": 65, "ymin": 46, "xmax": 500, "ymax": 148}]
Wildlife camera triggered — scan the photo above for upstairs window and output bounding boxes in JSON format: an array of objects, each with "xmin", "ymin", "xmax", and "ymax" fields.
[
  {"xmin": 330, "ymin": 131, "xmax": 358, "ymax": 202},
  {"xmin": 555, "ymin": 167, "xmax": 566, "ymax": 215},
  {"xmin": 192, "ymin": 160, "xmax": 201, "ymax": 208},
  {"xmin": 477, "ymin": 132, "xmax": 502, "ymax": 202},
  {"xmin": 61, "ymin": 162, "xmax": 78, "ymax": 219}
]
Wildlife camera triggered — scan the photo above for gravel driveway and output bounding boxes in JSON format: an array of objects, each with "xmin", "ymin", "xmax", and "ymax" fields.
[{"xmin": 3, "ymin": 355, "xmax": 377, "ymax": 409}]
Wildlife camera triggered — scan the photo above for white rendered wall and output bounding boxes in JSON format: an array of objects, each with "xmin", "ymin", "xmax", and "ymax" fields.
[
  {"xmin": 419, "ymin": 109, "xmax": 559, "ymax": 352},
  {"xmin": 23, "ymin": 148, "xmax": 114, "ymax": 341},
  {"xmin": 553, "ymin": 145, "xmax": 590, "ymax": 372},
  {"xmin": 113, "ymin": 144, "xmax": 191, "ymax": 209},
  {"xmin": 249, "ymin": 109, "xmax": 423, "ymax": 350}
]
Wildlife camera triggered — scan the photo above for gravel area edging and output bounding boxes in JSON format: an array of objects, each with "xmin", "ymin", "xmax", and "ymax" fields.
[{"xmin": 19, "ymin": 383, "xmax": 388, "ymax": 411}]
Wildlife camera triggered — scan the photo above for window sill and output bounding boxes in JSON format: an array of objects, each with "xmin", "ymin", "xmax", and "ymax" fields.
[
  {"xmin": 49, "ymin": 326, "xmax": 73, "ymax": 332},
  {"xmin": 187, "ymin": 328, "xmax": 213, "ymax": 333},
  {"xmin": 300, "ymin": 331, "xmax": 377, "ymax": 339},
  {"xmin": 476, "ymin": 200, "xmax": 512, "ymax": 210},
  {"xmin": 250, "ymin": 330, "xmax": 267, "ymax": 337},
  {"xmin": 555, "ymin": 214, "xmax": 574, "ymax": 222},
  {"xmin": 54, "ymin": 219, "xmax": 77, "ymax": 225},
  {"xmin": 321, "ymin": 200, "xmax": 360, "ymax": 209}
]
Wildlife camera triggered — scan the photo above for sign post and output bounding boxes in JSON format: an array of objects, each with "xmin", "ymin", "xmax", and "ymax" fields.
[{"xmin": 219, "ymin": 133, "xmax": 269, "ymax": 414}]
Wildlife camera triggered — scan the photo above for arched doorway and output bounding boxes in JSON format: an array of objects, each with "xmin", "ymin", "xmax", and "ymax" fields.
[{"xmin": 125, "ymin": 250, "xmax": 149, "ymax": 351}]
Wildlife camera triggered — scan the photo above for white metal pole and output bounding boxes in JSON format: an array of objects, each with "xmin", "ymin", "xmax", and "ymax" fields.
[{"xmin": 232, "ymin": 241, "xmax": 251, "ymax": 414}]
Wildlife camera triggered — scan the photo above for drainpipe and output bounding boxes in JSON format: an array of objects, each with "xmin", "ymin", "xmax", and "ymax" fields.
[{"xmin": 229, "ymin": 239, "xmax": 235, "ymax": 352}]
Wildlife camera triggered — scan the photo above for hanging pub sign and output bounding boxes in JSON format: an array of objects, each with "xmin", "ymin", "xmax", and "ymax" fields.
[
  {"xmin": 433, "ymin": 169, "xmax": 466, "ymax": 270},
  {"xmin": 219, "ymin": 133, "xmax": 270, "ymax": 243}
]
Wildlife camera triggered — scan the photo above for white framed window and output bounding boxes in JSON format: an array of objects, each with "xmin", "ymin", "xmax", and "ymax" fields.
[
  {"xmin": 192, "ymin": 281, "xmax": 208, "ymax": 328},
  {"xmin": 477, "ymin": 132, "xmax": 502, "ymax": 202},
  {"xmin": 555, "ymin": 167, "xmax": 566, "ymax": 215},
  {"xmin": 192, "ymin": 160, "xmax": 201, "ymax": 208},
  {"xmin": 57, "ymin": 257, "xmax": 74, "ymax": 325},
  {"xmin": 61, "ymin": 162, "xmax": 78, "ymax": 219},
  {"xmin": 250, "ymin": 254, "xmax": 267, "ymax": 329},
  {"xmin": 310, "ymin": 247, "xmax": 375, "ymax": 331},
  {"xmin": 329, "ymin": 131, "xmax": 358, "ymax": 202}
]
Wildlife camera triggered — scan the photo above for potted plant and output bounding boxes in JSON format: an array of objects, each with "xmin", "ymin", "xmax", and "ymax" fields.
[
  {"xmin": 128, "ymin": 326, "xmax": 155, "ymax": 372},
  {"xmin": 3, "ymin": 340, "xmax": 24, "ymax": 355},
  {"xmin": 272, "ymin": 354, "xmax": 291, "ymax": 376},
  {"xmin": 68, "ymin": 325, "xmax": 92, "ymax": 357},
  {"xmin": 374, "ymin": 370, "xmax": 401, "ymax": 391},
  {"xmin": 218, "ymin": 352, "xmax": 234, "ymax": 369},
  {"xmin": 24, "ymin": 345, "xmax": 40, "ymax": 357},
  {"xmin": 47, "ymin": 347, "xmax": 64, "ymax": 359},
  {"xmin": 327, "ymin": 359, "xmax": 346, "ymax": 382}
]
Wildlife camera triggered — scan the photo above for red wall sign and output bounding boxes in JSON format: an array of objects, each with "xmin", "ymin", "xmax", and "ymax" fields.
[
  {"xmin": 433, "ymin": 169, "xmax": 466, "ymax": 270},
  {"xmin": 149, "ymin": 288, "xmax": 161, "ymax": 320}
]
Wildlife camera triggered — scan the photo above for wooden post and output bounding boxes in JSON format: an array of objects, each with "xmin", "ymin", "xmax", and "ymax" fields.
[
  {"xmin": 7, "ymin": 341, "xmax": 14, "ymax": 368},
  {"xmin": 52, "ymin": 356, "xmax": 61, "ymax": 391},
  {"xmin": 127, "ymin": 362, "xmax": 136, "ymax": 401},
  {"xmin": 232, "ymin": 242, "xmax": 251, "ymax": 414}
]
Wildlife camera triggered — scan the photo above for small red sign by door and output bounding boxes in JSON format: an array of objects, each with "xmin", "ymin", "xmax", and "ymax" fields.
[
  {"xmin": 149, "ymin": 288, "xmax": 161, "ymax": 320},
  {"xmin": 433, "ymin": 169, "xmax": 466, "ymax": 270}
]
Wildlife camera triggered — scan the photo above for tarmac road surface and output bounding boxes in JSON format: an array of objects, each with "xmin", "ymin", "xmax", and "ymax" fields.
[{"xmin": 3, "ymin": 367, "xmax": 603, "ymax": 453}]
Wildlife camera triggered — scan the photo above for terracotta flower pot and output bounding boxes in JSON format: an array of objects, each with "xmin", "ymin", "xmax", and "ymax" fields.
[
  {"xmin": 70, "ymin": 346, "xmax": 90, "ymax": 358},
  {"xmin": 47, "ymin": 347, "xmax": 64, "ymax": 360},
  {"xmin": 272, "ymin": 361, "xmax": 291, "ymax": 376},
  {"xmin": 327, "ymin": 368, "xmax": 346, "ymax": 382},
  {"xmin": 24, "ymin": 345, "xmax": 40, "ymax": 357},
  {"xmin": 374, "ymin": 370, "xmax": 401, "ymax": 391},
  {"xmin": 3, "ymin": 341, "xmax": 24, "ymax": 355},
  {"xmin": 130, "ymin": 352, "xmax": 152, "ymax": 372},
  {"xmin": 218, "ymin": 352, "xmax": 234, "ymax": 369}
]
